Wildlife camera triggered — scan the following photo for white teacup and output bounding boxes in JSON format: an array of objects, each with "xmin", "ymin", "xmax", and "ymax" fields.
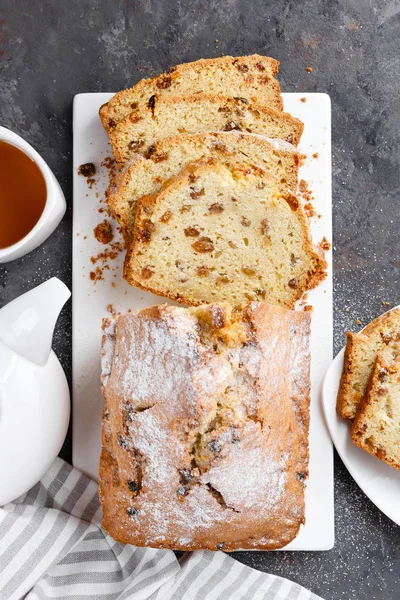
[{"xmin": 0, "ymin": 127, "xmax": 66, "ymax": 263}]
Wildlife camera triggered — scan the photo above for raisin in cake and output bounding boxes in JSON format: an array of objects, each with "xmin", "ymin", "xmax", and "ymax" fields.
[
  {"xmin": 351, "ymin": 351, "xmax": 400, "ymax": 470},
  {"xmin": 100, "ymin": 55, "xmax": 283, "ymax": 132},
  {"xmin": 108, "ymin": 131, "xmax": 302, "ymax": 241},
  {"xmin": 337, "ymin": 308, "xmax": 400, "ymax": 420},
  {"xmin": 109, "ymin": 94, "xmax": 303, "ymax": 164},
  {"xmin": 99, "ymin": 301, "xmax": 311, "ymax": 551},
  {"xmin": 124, "ymin": 160, "xmax": 326, "ymax": 309}
]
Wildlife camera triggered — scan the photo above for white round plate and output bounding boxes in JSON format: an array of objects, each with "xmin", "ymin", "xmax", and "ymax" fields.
[{"xmin": 323, "ymin": 346, "xmax": 400, "ymax": 526}]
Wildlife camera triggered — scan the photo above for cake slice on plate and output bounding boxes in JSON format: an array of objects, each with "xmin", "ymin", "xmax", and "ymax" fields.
[
  {"xmin": 123, "ymin": 160, "xmax": 326, "ymax": 309},
  {"xmin": 108, "ymin": 93, "xmax": 304, "ymax": 164},
  {"xmin": 107, "ymin": 131, "xmax": 302, "ymax": 241},
  {"xmin": 351, "ymin": 351, "xmax": 400, "ymax": 470},
  {"xmin": 99, "ymin": 54, "xmax": 283, "ymax": 132}
]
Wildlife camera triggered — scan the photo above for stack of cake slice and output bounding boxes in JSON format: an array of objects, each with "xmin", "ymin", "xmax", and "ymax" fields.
[
  {"xmin": 100, "ymin": 54, "xmax": 327, "ymax": 309},
  {"xmin": 337, "ymin": 307, "xmax": 400, "ymax": 470}
]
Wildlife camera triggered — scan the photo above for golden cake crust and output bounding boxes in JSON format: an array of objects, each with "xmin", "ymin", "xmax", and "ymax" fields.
[{"xmin": 99, "ymin": 302, "xmax": 311, "ymax": 551}]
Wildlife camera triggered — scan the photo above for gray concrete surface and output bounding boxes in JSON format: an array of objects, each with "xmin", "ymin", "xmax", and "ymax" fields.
[{"xmin": 1, "ymin": 1, "xmax": 400, "ymax": 597}]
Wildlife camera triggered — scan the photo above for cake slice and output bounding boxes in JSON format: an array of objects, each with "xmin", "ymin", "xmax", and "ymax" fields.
[
  {"xmin": 107, "ymin": 131, "xmax": 302, "ymax": 241},
  {"xmin": 99, "ymin": 301, "xmax": 311, "ymax": 550},
  {"xmin": 351, "ymin": 352, "xmax": 400, "ymax": 470},
  {"xmin": 99, "ymin": 55, "xmax": 283, "ymax": 132},
  {"xmin": 124, "ymin": 160, "xmax": 326, "ymax": 309},
  {"xmin": 336, "ymin": 308, "xmax": 400, "ymax": 420},
  {"xmin": 108, "ymin": 93, "xmax": 304, "ymax": 164}
]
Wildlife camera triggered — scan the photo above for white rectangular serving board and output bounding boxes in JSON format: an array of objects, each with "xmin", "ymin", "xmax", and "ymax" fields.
[{"xmin": 73, "ymin": 92, "xmax": 333, "ymax": 550}]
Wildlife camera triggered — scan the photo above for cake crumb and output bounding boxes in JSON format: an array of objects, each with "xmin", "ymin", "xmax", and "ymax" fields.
[
  {"xmin": 78, "ymin": 162, "xmax": 96, "ymax": 177},
  {"xmin": 299, "ymin": 179, "xmax": 307, "ymax": 192},
  {"xmin": 300, "ymin": 97, "xmax": 307, "ymax": 103},
  {"xmin": 356, "ymin": 319, "xmax": 362, "ymax": 325},
  {"xmin": 90, "ymin": 240, "xmax": 124, "ymax": 265},
  {"xmin": 306, "ymin": 66, "xmax": 313, "ymax": 73},
  {"xmin": 304, "ymin": 202, "xmax": 316, "ymax": 218},
  {"xmin": 298, "ymin": 179, "xmax": 321, "ymax": 218},
  {"xmin": 313, "ymin": 152, "xmax": 319, "ymax": 158},
  {"xmin": 107, "ymin": 303, "xmax": 117, "ymax": 315},
  {"xmin": 94, "ymin": 220, "xmax": 114, "ymax": 244},
  {"xmin": 101, "ymin": 156, "xmax": 117, "ymax": 192},
  {"xmin": 297, "ymin": 293, "xmax": 309, "ymax": 308},
  {"xmin": 89, "ymin": 227, "xmax": 124, "ymax": 285},
  {"xmin": 89, "ymin": 267, "xmax": 104, "ymax": 283},
  {"xmin": 347, "ymin": 19, "xmax": 360, "ymax": 30},
  {"xmin": 304, "ymin": 305, "xmax": 313, "ymax": 312},
  {"xmin": 320, "ymin": 237, "xmax": 331, "ymax": 251}
]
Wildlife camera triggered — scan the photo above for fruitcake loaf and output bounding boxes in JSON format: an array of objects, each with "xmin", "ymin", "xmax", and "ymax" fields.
[
  {"xmin": 108, "ymin": 93, "xmax": 304, "ymax": 164},
  {"xmin": 351, "ymin": 351, "xmax": 400, "ymax": 470},
  {"xmin": 99, "ymin": 55, "xmax": 283, "ymax": 132},
  {"xmin": 99, "ymin": 301, "xmax": 311, "ymax": 551},
  {"xmin": 124, "ymin": 160, "xmax": 326, "ymax": 309},
  {"xmin": 107, "ymin": 131, "xmax": 302, "ymax": 241},
  {"xmin": 336, "ymin": 308, "xmax": 400, "ymax": 420}
]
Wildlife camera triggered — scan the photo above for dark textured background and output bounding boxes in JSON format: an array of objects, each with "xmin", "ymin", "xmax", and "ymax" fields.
[{"xmin": 1, "ymin": 1, "xmax": 400, "ymax": 598}]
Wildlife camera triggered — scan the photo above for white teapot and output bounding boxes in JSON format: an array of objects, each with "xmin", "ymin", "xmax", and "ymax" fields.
[{"xmin": 0, "ymin": 278, "xmax": 71, "ymax": 505}]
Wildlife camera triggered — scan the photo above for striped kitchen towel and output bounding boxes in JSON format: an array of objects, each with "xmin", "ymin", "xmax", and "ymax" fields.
[{"xmin": 0, "ymin": 458, "xmax": 323, "ymax": 600}]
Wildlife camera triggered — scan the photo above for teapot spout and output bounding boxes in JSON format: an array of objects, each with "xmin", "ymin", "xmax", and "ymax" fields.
[{"xmin": 0, "ymin": 277, "xmax": 70, "ymax": 366}]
